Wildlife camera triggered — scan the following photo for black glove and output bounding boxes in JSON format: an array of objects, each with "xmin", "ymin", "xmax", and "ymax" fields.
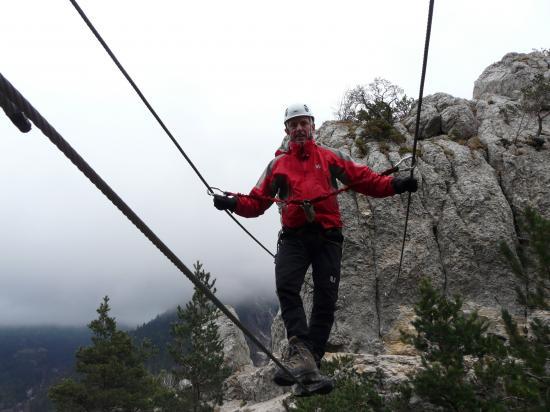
[
  {"xmin": 213, "ymin": 194, "xmax": 237, "ymax": 212},
  {"xmin": 392, "ymin": 176, "xmax": 418, "ymax": 194}
]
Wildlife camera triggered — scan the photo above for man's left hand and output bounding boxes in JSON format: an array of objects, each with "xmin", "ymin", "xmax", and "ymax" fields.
[
  {"xmin": 392, "ymin": 176, "xmax": 418, "ymax": 194},
  {"xmin": 213, "ymin": 194, "xmax": 237, "ymax": 211}
]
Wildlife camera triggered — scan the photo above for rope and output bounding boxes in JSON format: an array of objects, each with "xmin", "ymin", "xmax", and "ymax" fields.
[
  {"xmin": 222, "ymin": 159, "xmax": 408, "ymax": 208},
  {"xmin": 387, "ymin": 0, "xmax": 435, "ymax": 297},
  {"xmin": 0, "ymin": 71, "xmax": 309, "ymax": 393},
  {"xmin": 68, "ymin": 0, "xmax": 275, "ymax": 259}
]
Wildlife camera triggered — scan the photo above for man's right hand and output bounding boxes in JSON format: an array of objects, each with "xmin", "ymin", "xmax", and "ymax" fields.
[
  {"xmin": 392, "ymin": 176, "xmax": 418, "ymax": 194},
  {"xmin": 213, "ymin": 194, "xmax": 237, "ymax": 212}
]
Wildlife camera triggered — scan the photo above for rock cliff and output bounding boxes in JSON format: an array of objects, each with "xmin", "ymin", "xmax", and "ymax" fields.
[
  {"xmin": 215, "ymin": 306, "xmax": 253, "ymax": 373},
  {"xmin": 218, "ymin": 51, "xmax": 550, "ymax": 411}
]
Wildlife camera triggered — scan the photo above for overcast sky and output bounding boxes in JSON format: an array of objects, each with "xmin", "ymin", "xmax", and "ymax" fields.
[{"xmin": 1, "ymin": 0, "xmax": 548, "ymax": 327}]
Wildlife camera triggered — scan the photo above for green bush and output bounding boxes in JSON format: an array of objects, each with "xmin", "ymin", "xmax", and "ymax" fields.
[{"xmin": 338, "ymin": 78, "xmax": 411, "ymax": 151}]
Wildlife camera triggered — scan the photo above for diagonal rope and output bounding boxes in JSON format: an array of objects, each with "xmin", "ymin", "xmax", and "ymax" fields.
[
  {"xmin": 387, "ymin": 0, "xmax": 435, "ymax": 297},
  {"xmin": 68, "ymin": 0, "xmax": 275, "ymax": 258},
  {"xmin": 0, "ymin": 71, "xmax": 309, "ymax": 393}
]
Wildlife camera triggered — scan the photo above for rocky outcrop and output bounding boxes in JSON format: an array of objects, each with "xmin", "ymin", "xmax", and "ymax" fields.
[
  {"xmin": 232, "ymin": 298, "xmax": 279, "ymax": 366},
  {"xmin": 404, "ymin": 93, "xmax": 478, "ymax": 140},
  {"xmin": 223, "ymin": 363, "xmax": 286, "ymax": 404},
  {"xmin": 473, "ymin": 51, "xmax": 550, "ymax": 101},
  {"xmin": 221, "ymin": 51, "xmax": 550, "ymax": 411},
  {"xmin": 217, "ymin": 394, "xmax": 291, "ymax": 412},
  {"xmin": 216, "ymin": 306, "xmax": 253, "ymax": 372}
]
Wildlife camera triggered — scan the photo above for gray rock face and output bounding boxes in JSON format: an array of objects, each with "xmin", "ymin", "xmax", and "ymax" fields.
[
  {"xmin": 222, "ymin": 51, "xmax": 550, "ymax": 409},
  {"xmin": 223, "ymin": 363, "xmax": 287, "ymax": 403},
  {"xmin": 404, "ymin": 93, "xmax": 478, "ymax": 140},
  {"xmin": 473, "ymin": 51, "xmax": 550, "ymax": 101},
  {"xmin": 232, "ymin": 298, "xmax": 278, "ymax": 366},
  {"xmin": 216, "ymin": 306, "xmax": 253, "ymax": 373},
  {"xmin": 217, "ymin": 394, "xmax": 291, "ymax": 412},
  {"xmin": 404, "ymin": 101, "xmax": 441, "ymax": 138}
]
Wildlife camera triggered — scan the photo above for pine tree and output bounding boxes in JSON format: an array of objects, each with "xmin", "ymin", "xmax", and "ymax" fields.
[
  {"xmin": 499, "ymin": 207, "xmax": 550, "ymax": 409},
  {"xmin": 48, "ymin": 296, "xmax": 164, "ymax": 411},
  {"xmin": 399, "ymin": 279, "xmax": 507, "ymax": 411},
  {"xmin": 169, "ymin": 262, "xmax": 230, "ymax": 412}
]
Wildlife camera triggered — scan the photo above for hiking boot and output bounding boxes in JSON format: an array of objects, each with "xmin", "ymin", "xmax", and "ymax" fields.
[
  {"xmin": 292, "ymin": 376, "xmax": 335, "ymax": 397},
  {"xmin": 273, "ymin": 336, "xmax": 319, "ymax": 386}
]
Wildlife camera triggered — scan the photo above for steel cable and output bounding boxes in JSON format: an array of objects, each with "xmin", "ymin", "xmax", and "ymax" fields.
[
  {"xmin": 0, "ymin": 71, "xmax": 308, "ymax": 393},
  {"xmin": 387, "ymin": 0, "xmax": 435, "ymax": 297}
]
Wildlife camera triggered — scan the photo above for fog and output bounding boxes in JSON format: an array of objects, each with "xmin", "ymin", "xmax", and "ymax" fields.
[{"xmin": 1, "ymin": 0, "xmax": 548, "ymax": 326}]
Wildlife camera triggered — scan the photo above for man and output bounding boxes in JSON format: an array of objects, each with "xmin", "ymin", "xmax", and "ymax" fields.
[{"xmin": 213, "ymin": 103, "xmax": 417, "ymax": 388}]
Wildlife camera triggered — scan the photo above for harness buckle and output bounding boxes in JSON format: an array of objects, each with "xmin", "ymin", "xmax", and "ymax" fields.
[{"xmin": 302, "ymin": 200, "xmax": 316, "ymax": 223}]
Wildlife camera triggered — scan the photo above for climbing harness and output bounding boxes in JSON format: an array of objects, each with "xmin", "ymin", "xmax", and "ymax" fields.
[
  {"xmin": 208, "ymin": 155, "xmax": 415, "ymax": 222},
  {"xmin": 0, "ymin": 71, "xmax": 310, "ymax": 395}
]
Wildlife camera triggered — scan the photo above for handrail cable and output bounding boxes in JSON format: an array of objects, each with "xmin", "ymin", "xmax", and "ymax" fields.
[
  {"xmin": 0, "ymin": 71, "xmax": 309, "ymax": 393},
  {"xmin": 387, "ymin": 0, "xmax": 435, "ymax": 297},
  {"xmin": 68, "ymin": 0, "xmax": 275, "ymax": 258}
]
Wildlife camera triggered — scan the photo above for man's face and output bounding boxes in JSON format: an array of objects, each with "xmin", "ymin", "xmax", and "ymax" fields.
[{"xmin": 285, "ymin": 116, "xmax": 314, "ymax": 143}]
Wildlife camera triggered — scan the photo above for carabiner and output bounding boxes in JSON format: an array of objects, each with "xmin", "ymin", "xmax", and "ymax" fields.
[
  {"xmin": 381, "ymin": 155, "xmax": 416, "ymax": 176},
  {"xmin": 207, "ymin": 186, "xmax": 227, "ymax": 197},
  {"xmin": 394, "ymin": 154, "xmax": 413, "ymax": 168}
]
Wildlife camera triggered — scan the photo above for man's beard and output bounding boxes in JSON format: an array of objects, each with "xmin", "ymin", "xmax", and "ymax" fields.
[{"xmin": 291, "ymin": 130, "xmax": 310, "ymax": 143}]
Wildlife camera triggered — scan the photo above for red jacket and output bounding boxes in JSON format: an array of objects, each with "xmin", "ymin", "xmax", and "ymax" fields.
[{"xmin": 235, "ymin": 139, "xmax": 395, "ymax": 229}]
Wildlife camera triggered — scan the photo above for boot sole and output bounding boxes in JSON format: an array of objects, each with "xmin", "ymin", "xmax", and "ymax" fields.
[
  {"xmin": 293, "ymin": 378, "xmax": 335, "ymax": 397},
  {"xmin": 273, "ymin": 370, "xmax": 319, "ymax": 387}
]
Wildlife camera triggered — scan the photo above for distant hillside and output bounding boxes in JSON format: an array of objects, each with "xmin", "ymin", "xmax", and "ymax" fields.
[
  {"xmin": 0, "ymin": 326, "xmax": 90, "ymax": 412},
  {"xmin": 131, "ymin": 309, "xmax": 181, "ymax": 372},
  {"xmin": 0, "ymin": 296, "xmax": 278, "ymax": 411}
]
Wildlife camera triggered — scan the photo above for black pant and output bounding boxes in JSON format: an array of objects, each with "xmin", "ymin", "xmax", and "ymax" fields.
[{"xmin": 275, "ymin": 225, "xmax": 343, "ymax": 360}]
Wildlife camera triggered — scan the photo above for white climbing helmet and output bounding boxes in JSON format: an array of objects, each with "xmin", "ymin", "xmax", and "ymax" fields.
[{"xmin": 284, "ymin": 103, "xmax": 314, "ymax": 124}]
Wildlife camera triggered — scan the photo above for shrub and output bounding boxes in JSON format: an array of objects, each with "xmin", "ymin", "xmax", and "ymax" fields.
[{"xmin": 337, "ymin": 78, "xmax": 412, "ymax": 146}]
